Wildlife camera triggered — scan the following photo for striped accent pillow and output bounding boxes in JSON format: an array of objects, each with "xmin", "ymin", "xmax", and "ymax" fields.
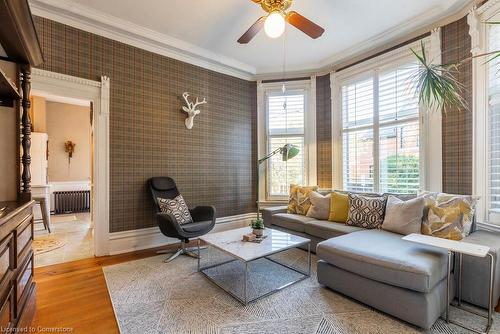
[{"xmin": 157, "ymin": 195, "xmax": 193, "ymax": 225}]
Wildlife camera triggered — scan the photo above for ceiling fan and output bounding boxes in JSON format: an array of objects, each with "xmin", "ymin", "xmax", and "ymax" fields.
[{"xmin": 238, "ymin": 0, "xmax": 325, "ymax": 44}]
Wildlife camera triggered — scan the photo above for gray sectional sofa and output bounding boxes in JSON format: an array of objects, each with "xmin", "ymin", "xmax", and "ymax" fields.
[{"xmin": 262, "ymin": 202, "xmax": 500, "ymax": 329}]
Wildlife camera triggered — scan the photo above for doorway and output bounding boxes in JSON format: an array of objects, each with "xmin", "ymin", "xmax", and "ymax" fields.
[
  {"xmin": 30, "ymin": 94, "xmax": 94, "ymax": 267},
  {"xmin": 31, "ymin": 68, "xmax": 110, "ymax": 260}
]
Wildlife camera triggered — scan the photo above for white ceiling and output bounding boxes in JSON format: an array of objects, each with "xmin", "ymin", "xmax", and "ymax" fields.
[{"xmin": 30, "ymin": 0, "xmax": 471, "ymax": 78}]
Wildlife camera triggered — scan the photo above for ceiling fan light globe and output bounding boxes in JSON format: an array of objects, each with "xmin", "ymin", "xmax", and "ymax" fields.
[{"xmin": 264, "ymin": 12, "xmax": 285, "ymax": 38}]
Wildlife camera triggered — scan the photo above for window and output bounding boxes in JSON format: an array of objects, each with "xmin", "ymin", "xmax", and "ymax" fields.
[
  {"xmin": 488, "ymin": 19, "xmax": 500, "ymax": 218},
  {"xmin": 341, "ymin": 62, "xmax": 421, "ymax": 194},
  {"xmin": 266, "ymin": 89, "xmax": 306, "ymax": 197},
  {"xmin": 471, "ymin": 3, "xmax": 500, "ymax": 226}
]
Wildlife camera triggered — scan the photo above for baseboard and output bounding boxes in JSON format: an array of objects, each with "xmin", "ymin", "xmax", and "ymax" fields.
[
  {"xmin": 477, "ymin": 222, "xmax": 500, "ymax": 233},
  {"xmin": 108, "ymin": 212, "xmax": 257, "ymax": 255}
]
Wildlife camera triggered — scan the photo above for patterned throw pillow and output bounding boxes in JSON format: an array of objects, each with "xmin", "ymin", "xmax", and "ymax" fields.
[
  {"xmin": 346, "ymin": 194, "xmax": 387, "ymax": 229},
  {"xmin": 157, "ymin": 195, "xmax": 193, "ymax": 225},
  {"xmin": 288, "ymin": 185, "xmax": 319, "ymax": 215},
  {"xmin": 421, "ymin": 193, "xmax": 479, "ymax": 240}
]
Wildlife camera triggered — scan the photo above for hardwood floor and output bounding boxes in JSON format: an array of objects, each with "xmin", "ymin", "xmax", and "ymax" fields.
[
  {"xmin": 32, "ymin": 243, "xmax": 500, "ymax": 333},
  {"xmin": 32, "ymin": 243, "xmax": 188, "ymax": 334}
]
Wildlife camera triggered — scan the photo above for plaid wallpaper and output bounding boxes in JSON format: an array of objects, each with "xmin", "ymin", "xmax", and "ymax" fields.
[
  {"xmin": 316, "ymin": 75, "xmax": 332, "ymax": 188},
  {"xmin": 33, "ymin": 17, "xmax": 257, "ymax": 232},
  {"xmin": 441, "ymin": 17, "xmax": 473, "ymax": 195}
]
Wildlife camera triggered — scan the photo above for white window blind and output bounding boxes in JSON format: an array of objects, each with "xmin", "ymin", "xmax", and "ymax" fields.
[
  {"xmin": 378, "ymin": 65, "xmax": 420, "ymax": 194},
  {"xmin": 488, "ymin": 22, "xmax": 500, "ymax": 214},
  {"xmin": 341, "ymin": 62, "xmax": 421, "ymax": 194},
  {"xmin": 342, "ymin": 78, "xmax": 375, "ymax": 192},
  {"xmin": 267, "ymin": 91, "xmax": 306, "ymax": 197}
]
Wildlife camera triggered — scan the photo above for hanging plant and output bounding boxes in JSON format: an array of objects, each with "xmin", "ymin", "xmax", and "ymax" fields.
[
  {"xmin": 410, "ymin": 42, "xmax": 467, "ymax": 113},
  {"xmin": 410, "ymin": 21, "xmax": 500, "ymax": 114}
]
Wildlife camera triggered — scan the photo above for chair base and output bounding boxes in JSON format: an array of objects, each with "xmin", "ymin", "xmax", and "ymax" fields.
[{"xmin": 157, "ymin": 242, "xmax": 207, "ymax": 263}]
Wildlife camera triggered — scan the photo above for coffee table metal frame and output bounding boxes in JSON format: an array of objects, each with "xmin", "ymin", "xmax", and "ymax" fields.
[{"xmin": 197, "ymin": 238, "xmax": 311, "ymax": 305}]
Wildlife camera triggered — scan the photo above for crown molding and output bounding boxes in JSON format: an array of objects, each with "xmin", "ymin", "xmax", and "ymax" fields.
[
  {"xmin": 29, "ymin": 0, "xmax": 256, "ymax": 81},
  {"xmin": 30, "ymin": 0, "xmax": 477, "ymax": 81},
  {"xmin": 32, "ymin": 67, "xmax": 101, "ymax": 87},
  {"xmin": 478, "ymin": 0, "xmax": 500, "ymax": 14},
  {"xmin": 317, "ymin": 6, "xmax": 444, "ymax": 70}
]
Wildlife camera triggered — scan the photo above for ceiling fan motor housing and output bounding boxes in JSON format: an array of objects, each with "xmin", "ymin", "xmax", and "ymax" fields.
[{"xmin": 260, "ymin": 0, "xmax": 293, "ymax": 13}]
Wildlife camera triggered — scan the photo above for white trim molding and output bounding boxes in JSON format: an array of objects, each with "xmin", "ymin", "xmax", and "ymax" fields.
[
  {"xmin": 108, "ymin": 213, "xmax": 257, "ymax": 255},
  {"xmin": 30, "ymin": 0, "xmax": 476, "ymax": 80},
  {"xmin": 30, "ymin": 0, "xmax": 256, "ymax": 80},
  {"xmin": 470, "ymin": 0, "xmax": 500, "ymax": 225},
  {"xmin": 425, "ymin": 28, "xmax": 443, "ymax": 193},
  {"xmin": 31, "ymin": 68, "xmax": 111, "ymax": 256},
  {"xmin": 257, "ymin": 81, "xmax": 266, "ymax": 203}
]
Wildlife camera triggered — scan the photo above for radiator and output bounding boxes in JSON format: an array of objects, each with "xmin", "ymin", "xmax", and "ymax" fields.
[{"xmin": 53, "ymin": 190, "xmax": 91, "ymax": 214}]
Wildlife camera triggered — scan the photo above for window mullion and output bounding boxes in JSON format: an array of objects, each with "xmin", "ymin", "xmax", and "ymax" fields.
[{"xmin": 373, "ymin": 71, "xmax": 380, "ymax": 193}]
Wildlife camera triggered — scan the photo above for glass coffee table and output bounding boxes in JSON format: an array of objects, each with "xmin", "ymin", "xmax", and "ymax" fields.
[{"xmin": 198, "ymin": 227, "xmax": 311, "ymax": 305}]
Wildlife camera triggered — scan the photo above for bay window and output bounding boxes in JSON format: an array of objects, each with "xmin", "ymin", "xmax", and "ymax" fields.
[{"xmin": 339, "ymin": 61, "xmax": 422, "ymax": 194}]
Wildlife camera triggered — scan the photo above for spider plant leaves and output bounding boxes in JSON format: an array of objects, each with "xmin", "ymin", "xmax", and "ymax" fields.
[{"xmin": 410, "ymin": 42, "xmax": 467, "ymax": 113}]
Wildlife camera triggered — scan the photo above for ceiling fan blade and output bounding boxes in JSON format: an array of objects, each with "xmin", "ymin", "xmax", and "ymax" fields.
[
  {"xmin": 238, "ymin": 16, "xmax": 266, "ymax": 44},
  {"xmin": 286, "ymin": 11, "xmax": 325, "ymax": 39},
  {"xmin": 250, "ymin": 0, "xmax": 261, "ymax": 3}
]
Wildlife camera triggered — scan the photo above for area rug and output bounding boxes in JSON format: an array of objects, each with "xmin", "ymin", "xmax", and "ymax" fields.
[
  {"xmin": 33, "ymin": 238, "xmax": 66, "ymax": 255},
  {"xmin": 103, "ymin": 248, "xmax": 500, "ymax": 334}
]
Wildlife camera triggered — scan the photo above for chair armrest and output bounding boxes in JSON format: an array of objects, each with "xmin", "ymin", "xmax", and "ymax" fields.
[
  {"xmin": 156, "ymin": 212, "xmax": 184, "ymax": 237},
  {"xmin": 190, "ymin": 205, "xmax": 216, "ymax": 223},
  {"xmin": 261, "ymin": 206, "xmax": 288, "ymax": 228}
]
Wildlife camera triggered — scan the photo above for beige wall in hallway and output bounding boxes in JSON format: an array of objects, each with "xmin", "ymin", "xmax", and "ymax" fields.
[
  {"xmin": 31, "ymin": 95, "xmax": 47, "ymax": 133},
  {"xmin": 46, "ymin": 101, "xmax": 91, "ymax": 182}
]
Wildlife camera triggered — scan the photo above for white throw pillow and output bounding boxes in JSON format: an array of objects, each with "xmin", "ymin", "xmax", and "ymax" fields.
[
  {"xmin": 157, "ymin": 195, "xmax": 193, "ymax": 225},
  {"xmin": 306, "ymin": 192, "xmax": 331, "ymax": 220},
  {"xmin": 382, "ymin": 195, "xmax": 425, "ymax": 235}
]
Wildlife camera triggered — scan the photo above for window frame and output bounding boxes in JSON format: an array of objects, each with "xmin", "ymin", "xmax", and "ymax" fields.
[
  {"xmin": 471, "ymin": 1, "xmax": 500, "ymax": 227},
  {"xmin": 258, "ymin": 79, "xmax": 316, "ymax": 201},
  {"xmin": 331, "ymin": 37, "xmax": 441, "ymax": 194}
]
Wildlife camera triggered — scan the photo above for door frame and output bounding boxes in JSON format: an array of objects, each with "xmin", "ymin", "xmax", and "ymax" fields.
[{"xmin": 31, "ymin": 68, "xmax": 110, "ymax": 256}]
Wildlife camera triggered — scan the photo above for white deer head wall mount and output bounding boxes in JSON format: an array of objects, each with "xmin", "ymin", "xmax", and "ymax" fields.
[{"xmin": 181, "ymin": 92, "xmax": 207, "ymax": 130}]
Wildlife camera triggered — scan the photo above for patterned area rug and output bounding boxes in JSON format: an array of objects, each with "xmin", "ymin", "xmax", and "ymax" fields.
[
  {"xmin": 33, "ymin": 238, "xmax": 66, "ymax": 255},
  {"xmin": 103, "ymin": 248, "xmax": 500, "ymax": 334}
]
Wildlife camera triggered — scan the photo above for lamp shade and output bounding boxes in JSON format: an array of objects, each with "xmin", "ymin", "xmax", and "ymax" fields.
[{"xmin": 282, "ymin": 144, "xmax": 299, "ymax": 161}]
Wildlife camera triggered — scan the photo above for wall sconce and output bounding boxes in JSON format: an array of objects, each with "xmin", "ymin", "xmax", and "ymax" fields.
[{"xmin": 64, "ymin": 140, "xmax": 76, "ymax": 164}]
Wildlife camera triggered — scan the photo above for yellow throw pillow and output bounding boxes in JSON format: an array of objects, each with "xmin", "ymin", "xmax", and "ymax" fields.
[
  {"xmin": 422, "ymin": 203, "xmax": 464, "ymax": 240},
  {"xmin": 421, "ymin": 193, "xmax": 478, "ymax": 240},
  {"xmin": 288, "ymin": 185, "xmax": 318, "ymax": 215},
  {"xmin": 328, "ymin": 192, "xmax": 349, "ymax": 223}
]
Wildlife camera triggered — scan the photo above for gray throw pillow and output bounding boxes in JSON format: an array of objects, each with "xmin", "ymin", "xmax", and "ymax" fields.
[
  {"xmin": 382, "ymin": 195, "xmax": 425, "ymax": 235},
  {"xmin": 157, "ymin": 195, "xmax": 193, "ymax": 225},
  {"xmin": 346, "ymin": 194, "xmax": 387, "ymax": 229},
  {"xmin": 306, "ymin": 192, "xmax": 330, "ymax": 220}
]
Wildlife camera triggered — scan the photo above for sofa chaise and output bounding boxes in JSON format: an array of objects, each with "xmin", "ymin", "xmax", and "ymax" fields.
[{"xmin": 262, "ymin": 196, "xmax": 500, "ymax": 329}]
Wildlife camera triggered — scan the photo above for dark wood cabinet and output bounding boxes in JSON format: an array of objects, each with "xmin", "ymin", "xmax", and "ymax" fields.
[
  {"xmin": 0, "ymin": 201, "xmax": 35, "ymax": 332},
  {"xmin": 0, "ymin": 287, "xmax": 14, "ymax": 333}
]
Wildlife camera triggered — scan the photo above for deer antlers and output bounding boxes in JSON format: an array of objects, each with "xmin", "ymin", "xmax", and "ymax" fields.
[
  {"xmin": 181, "ymin": 92, "xmax": 207, "ymax": 130},
  {"xmin": 182, "ymin": 92, "xmax": 207, "ymax": 113}
]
